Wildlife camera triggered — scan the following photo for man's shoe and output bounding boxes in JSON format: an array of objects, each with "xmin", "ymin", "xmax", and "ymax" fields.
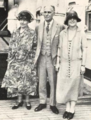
[
  {"xmin": 34, "ymin": 104, "xmax": 46, "ymax": 111},
  {"xmin": 12, "ymin": 101, "xmax": 23, "ymax": 109},
  {"xmin": 26, "ymin": 102, "xmax": 31, "ymax": 110},
  {"xmin": 63, "ymin": 111, "xmax": 69, "ymax": 119},
  {"xmin": 50, "ymin": 106, "xmax": 59, "ymax": 114},
  {"xmin": 68, "ymin": 112, "xmax": 75, "ymax": 120}
]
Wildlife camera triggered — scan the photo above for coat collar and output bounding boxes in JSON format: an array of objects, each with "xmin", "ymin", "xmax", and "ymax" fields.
[
  {"xmin": 44, "ymin": 19, "xmax": 53, "ymax": 29},
  {"xmin": 64, "ymin": 26, "xmax": 81, "ymax": 33},
  {"xmin": 51, "ymin": 20, "xmax": 57, "ymax": 43}
]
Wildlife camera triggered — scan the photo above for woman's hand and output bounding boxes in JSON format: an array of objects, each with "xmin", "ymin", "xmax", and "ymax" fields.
[
  {"xmin": 31, "ymin": 64, "xmax": 37, "ymax": 70},
  {"xmin": 80, "ymin": 65, "xmax": 85, "ymax": 75}
]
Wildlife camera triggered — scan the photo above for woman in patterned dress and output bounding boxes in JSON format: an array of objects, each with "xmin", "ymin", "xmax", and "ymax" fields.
[
  {"xmin": 56, "ymin": 10, "xmax": 87, "ymax": 119},
  {"xmin": 1, "ymin": 10, "xmax": 37, "ymax": 110}
]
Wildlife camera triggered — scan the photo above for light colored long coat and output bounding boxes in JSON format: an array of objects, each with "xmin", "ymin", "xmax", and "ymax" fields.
[{"xmin": 56, "ymin": 27, "xmax": 87, "ymax": 103}]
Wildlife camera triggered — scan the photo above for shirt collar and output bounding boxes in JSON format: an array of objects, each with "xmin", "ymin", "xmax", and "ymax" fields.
[{"xmin": 45, "ymin": 19, "xmax": 54, "ymax": 28}]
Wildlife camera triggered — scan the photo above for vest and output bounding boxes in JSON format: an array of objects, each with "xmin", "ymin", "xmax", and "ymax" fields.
[{"xmin": 41, "ymin": 25, "xmax": 52, "ymax": 56}]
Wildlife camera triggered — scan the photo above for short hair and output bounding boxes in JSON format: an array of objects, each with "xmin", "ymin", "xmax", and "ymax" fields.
[
  {"xmin": 44, "ymin": 5, "xmax": 55, "ymax": 11},
  {"xmin": 51, "ymin": 5, "xmax": 55, "ymax": 11},
  {"xmin": 17, "ymin": 10, "xmax": 34, "ymax": 23}
]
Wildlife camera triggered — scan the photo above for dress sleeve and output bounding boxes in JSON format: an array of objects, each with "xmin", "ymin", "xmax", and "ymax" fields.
[
  {"xmin": 81, "ymin": 32, "xmax": 88, "ymax": 49},
  {"xmin": 32, "ymin": 31, "xmax": 37, "ymax": 50},
  {"xmin": 32, "ymin": 31, "xmax": 37, "ymax": 58},
  {"xmin": 81, "ymin": 32, "xmax": 88, "ymax": 66},
  {"xmin": 57, "ymin": 32, "xmax": 63, "ymax": 58},
  {"xmin": 22, "ymin": 30, "xmax": 35, "ymax": 52},
  {"xmin": 7, "ymin": 32, "xmax": 17, "ymax": 61}
]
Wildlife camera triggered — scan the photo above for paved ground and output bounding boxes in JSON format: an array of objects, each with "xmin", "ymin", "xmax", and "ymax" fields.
[{"xmin": 0, "ymin": 96, "xmax": 91, "ymax": 120}]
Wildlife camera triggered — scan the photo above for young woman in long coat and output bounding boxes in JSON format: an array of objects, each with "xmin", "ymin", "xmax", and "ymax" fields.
[{"xmin": 56, "ymin": 10, "xmax": 87, "ymax": 119}]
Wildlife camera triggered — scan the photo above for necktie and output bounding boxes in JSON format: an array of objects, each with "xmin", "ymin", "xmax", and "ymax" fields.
[{"xmin": 46, "ymin": 22, "xmax": 50, "ymax": 33}]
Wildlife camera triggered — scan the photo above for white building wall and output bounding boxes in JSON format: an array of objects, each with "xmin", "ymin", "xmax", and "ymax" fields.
[
  {"xmin": 8, "ymin": 0, "xmax": 37, "ymax": 33},
  {"xmin": 8, "ymin": 0, "xmax": 90, "ymax": 32},
  {"xmin": 65, "ymin": 0, "xmax": 88, "ymax": 6},
  {"xmin": 6, "ymin": 0, "xmax": 91, "ymax": 69},
  {"xmin": 37, "ymin": 0, "xmax": 66, "ymax": 25}
]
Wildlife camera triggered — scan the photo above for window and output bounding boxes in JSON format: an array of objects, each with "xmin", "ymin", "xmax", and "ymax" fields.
[
  {"xmin": 0, "ymin": 0, "xmax": 4, "ymax": 8},
  {"xmin": 88, "ymin": 12, "xmax": 91, "ymax": 30},
  {"xmin": 86, "ymin": 11, "xmax": 91, "ymax": 31}
]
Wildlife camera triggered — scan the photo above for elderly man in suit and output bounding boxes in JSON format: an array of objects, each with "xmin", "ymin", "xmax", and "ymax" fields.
[{"xmin": 34, "ymin": 5, "xmax": 64, "ymax": 114}]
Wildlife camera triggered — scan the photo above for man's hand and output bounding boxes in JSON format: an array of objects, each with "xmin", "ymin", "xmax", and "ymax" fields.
[
  {"xmin": 55, "ymin": 64, "xmax": 60, "ymax": 72},
  {"xmin": 80, "ymin": 65, "xmax": 85, "ymax": 75}
]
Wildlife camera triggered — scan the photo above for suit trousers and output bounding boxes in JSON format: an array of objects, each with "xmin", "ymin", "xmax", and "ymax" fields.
[{"xmin": 38, "ymin": 54, "xmax": 57, "ymax": 106}]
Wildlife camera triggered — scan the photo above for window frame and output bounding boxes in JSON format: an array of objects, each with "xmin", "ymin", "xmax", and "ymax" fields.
[{"xmin": 87, "ymin": 11, "xmax": 91, "ymax": 31}]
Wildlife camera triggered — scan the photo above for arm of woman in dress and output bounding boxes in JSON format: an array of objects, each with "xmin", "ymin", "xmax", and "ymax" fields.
[
  {"xmin": 23, "ymin": 30, "xmax": 36, "ymax": 51},
  {"xmin": 7, "ymin": 32, "xmax": 17, "ymax": 62},
  {"xmin": 32, "ymin": 30, "xmax": 38, "ymax": 69},
  {"xmin": 55, "ymin": 32, "xmax": 62, "ymax": 71},
  {"xmin": 32, "ymin": 30, "xmax": 37, "ymax": 57},
  {"xmin": 22, "ymin": 30, "xmax": 36, "ymax": 68},
  {"xmin": 81, "ymin": 32, "xmax": 87, "ymax": 74}
]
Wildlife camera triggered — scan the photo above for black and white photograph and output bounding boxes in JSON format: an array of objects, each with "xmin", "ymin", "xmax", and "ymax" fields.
[{"xmin": 0, "ymin": 0, "xmax": 91, "ymax": 120}]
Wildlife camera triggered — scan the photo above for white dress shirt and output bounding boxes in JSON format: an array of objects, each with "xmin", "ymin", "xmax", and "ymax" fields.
[{"xmin": 44, "ymin": 19, "xmax": 53, "ymax": 30}]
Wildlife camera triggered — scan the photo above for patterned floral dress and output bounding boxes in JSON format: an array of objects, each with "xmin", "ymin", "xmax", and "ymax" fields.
[{"xmin": 1, "ymin": 26, "xmax": 37, "ymax": 97}]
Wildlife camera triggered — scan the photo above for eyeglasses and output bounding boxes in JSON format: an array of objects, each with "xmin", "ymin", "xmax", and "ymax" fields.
[{"xmin": 44, "ymin": 11, "xmax": 52, "ymax": 14}]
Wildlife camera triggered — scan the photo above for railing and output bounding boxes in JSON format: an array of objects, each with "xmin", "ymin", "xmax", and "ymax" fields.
[
  {"xmin": 0, "ymin": 18, "xmax": 7, "ymax": 30},
  {"xmin": 0, "ymin": 17, "xmax": 10, "ymax": 54},
  {"xmin": 0, "ymin": 17, "xmax": 10, "ymax": 46}
]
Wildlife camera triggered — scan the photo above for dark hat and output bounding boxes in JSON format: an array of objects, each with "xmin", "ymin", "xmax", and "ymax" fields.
[
  {"xmin": 17, "ymin": 10, "xmax": 34, "ymax": 23},
  {"xmin": 64, "ymin": 10, "xmax": 81, "ymax": 25}
]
